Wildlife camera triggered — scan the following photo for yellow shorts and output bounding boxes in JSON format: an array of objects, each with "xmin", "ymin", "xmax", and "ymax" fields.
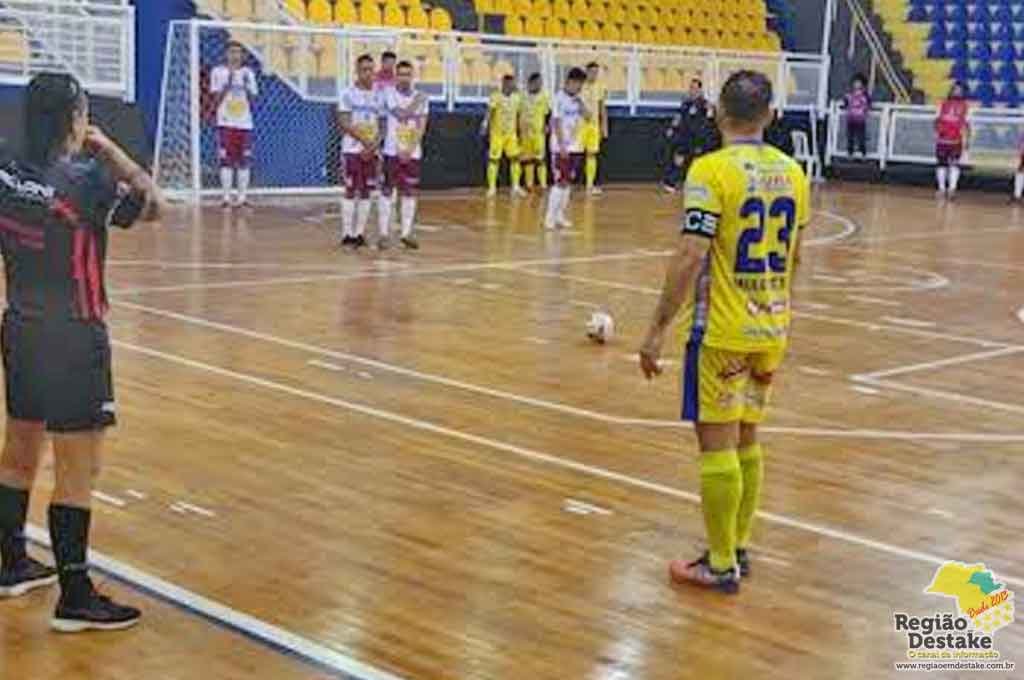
[
  {"xmin": 580, "ymin": 124, "xmax": 602, "ymax": 154},
  {"xmin": 681, "ymin": 343, "xmax": 787, "ymax": 424},
  {"xmin": 520, "ymin": 134, "xmax": 546, "ymax": 161},
  {"xmin": 489, "ymin": 133, "xmax": 520, "ymax": 160}
]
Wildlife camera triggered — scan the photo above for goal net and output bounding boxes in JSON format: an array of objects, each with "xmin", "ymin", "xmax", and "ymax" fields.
[{"xmin": 154, "ymin": 19, "xmax": 403, "ymax": 200}]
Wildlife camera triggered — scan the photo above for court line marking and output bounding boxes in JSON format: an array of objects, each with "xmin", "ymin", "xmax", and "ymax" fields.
[
  {"xmin": 22, "ymin": 524, "xmax": 402, "ymax": 680},
  {"xmin": 851, "ymin": 225, "xmax": 1022, "ymax": 244},
  {"xmin": 106, "ymin": 340, "xmax": 1024, "ymax": 588},
  {"xmin": 850, "ymin": 386, "xmax": 881, "ymax": 396},
  {"xmin": 847, "ymin": 295, "xmax": 901, "ymax": 307},
  {"xmin": 177, "ymin": 502, "xmax": 217, "ymax": 518},
  {"xmin": 1018, "ymin": 305, "xmax": 1024, "ymax": 325},
  {"xmin": 109, "ymin": 209, "xmax": 855, "ymax": 297},
  {"xmin": 92, "ymin": 491, "xmax": 128, "ymax": 508},
  {"xmin": 855, "ymin": 347, "xmax": 1024, "ymax": 381},
  {"xmin": 798, "ymin": 366, "xmax": 831, "ymax": 376},
  {"xmin": 880, "ymin": 316, "xmax": 937, "ymax": 329},
  {"xmin": 115, "ymin": 301, "xmax": 1024, "ymax": 442}
]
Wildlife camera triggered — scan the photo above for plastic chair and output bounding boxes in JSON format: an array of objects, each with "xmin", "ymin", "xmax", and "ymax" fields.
[{"xmin": 791, "ymin": 130, "xmax": 822, "ymax": 179}]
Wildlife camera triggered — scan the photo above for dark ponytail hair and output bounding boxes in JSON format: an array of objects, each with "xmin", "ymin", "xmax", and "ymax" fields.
[{"xmin": 23, "ymin": 72, "xmax": 86, "ymax": 167}]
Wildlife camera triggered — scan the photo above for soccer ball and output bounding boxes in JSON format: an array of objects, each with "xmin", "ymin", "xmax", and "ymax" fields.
[{"xmin": 586, "ymin": 312, "xmax": 615, "ymax": 344}]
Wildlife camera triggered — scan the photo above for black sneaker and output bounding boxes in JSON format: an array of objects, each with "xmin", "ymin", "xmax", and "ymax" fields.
[
  {"xmin": 354, "ymin": 235, "xmax": 367, "ymax": 250},
  {"xmin": 736, "ymin": 548, "xmax": 750, "ymax": 578},
  {"xmin": 339, "ymin": 235, "xmax": 355, "ymax": 250},
  {"xmin": 51, "ymin": 581, "xmax": 141, "ymax": 633},
  {"xmin": 0, "ymin": 557, "xmax": 58, "ymax": 598},
  {"xmin": 400, "ymin": 236, "xmax": 419, "ymax": 250}
]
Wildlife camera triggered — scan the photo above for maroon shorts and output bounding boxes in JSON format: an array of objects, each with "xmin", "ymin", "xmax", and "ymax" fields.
[
  {"xmin": 343, "ymin": 153, "xmax": 379, "ymax": 199},
  {"xmin": 382, "ymin": 156, "xmax": 421, "ymax": 196},
  {"xmin": 553, "ymin": 153, "xmax": 583, "ymax": 186},
  {"xmin": 936, "ymin": 141, "xmax": 962, "ymax": 165},
  {"xmin": 218, "ymin": 127, "xmax": 252, "ymax": 168}
]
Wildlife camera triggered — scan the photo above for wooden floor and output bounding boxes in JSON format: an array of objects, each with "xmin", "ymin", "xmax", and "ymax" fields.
[{"xmin": 3, "ymin": 181, "xmax": 1023, "ymax": 679}]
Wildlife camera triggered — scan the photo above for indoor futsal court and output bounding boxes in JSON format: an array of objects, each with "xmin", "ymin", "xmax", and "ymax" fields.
[{"xmin": 2, "ymin": 182, "xmax": 1021, "ymax": 679}]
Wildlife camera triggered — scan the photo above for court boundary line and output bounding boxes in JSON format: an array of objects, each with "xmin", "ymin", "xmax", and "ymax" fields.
[
  {"xmin": 108, "ymin": 338, "xmax": 1024, "ymax": 588},
  {"xmin": 21, "ymin": 524, "xmax": 403, "ymax": 680},
  {"xmin": 114, "ymin": 300, "xmax": 1024, "ymax": 442}
]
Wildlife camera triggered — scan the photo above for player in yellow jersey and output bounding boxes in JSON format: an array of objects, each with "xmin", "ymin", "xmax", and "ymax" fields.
[
  {"xmin": 580, "ymin": 62, "xmax": 607, "ymax": 196},
  {"xmin": 520, "ymin": 73, "xmax": 551, "ymax": 193},
  {"xmin": 483, "ymin": 74, "xmax": 526, "ymax": 198},
  {"xmin": 638, "ymin": 70, "xmax": 811, "ymax": 594}
]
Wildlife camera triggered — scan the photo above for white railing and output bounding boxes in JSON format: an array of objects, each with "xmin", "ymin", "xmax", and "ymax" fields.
[
  {"xmin": 826, "ymin": 100, "xmax": 1024, "ymax": 171},
  {"xmin": 196, "ymin": 18, "xmax": 829, "ymax": 113},
  {"xmin": 841, "ymin": 0, "xmax": 911, "ymax": 103},
  {"xmin": 0, "ymin": 1, "xmax": 134, "ymax": 101}
]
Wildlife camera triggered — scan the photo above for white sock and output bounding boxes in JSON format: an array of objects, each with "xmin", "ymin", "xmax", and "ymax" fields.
[
  {"xmin": 236, "ymin": 168, "xmax": 251, "ymax": 202},
  {"xmin": 400, "ymin": 196, "xmax": 416, "ymax": 238},
  {"xmin": 341, "ymin": 198, "xmax": 356, "ymax": 238},
  {"xmin": 544, "ymin": 186, "xmax": 563, "ymax": 227},
  {"xmin": 936, "ymin": 166, "xmax": 947, "ymax": 192},
  {"xmin": 949, "ymin": 165, "xmax": 961, "ymax": 192},
  {"xmin": 356, "ymin": 199, "xmax": 372, "ymax": 237},
  {"xmin": 378, "ymin": 193, "xmax": 393, "ymax": 237},
  {"xmin": 1015, "ymin": 172, "xmax": 1024, "ymax": 199},
  {"xmin": 220, "ymin": 167, "xmax": 234, "ymax": 201}
]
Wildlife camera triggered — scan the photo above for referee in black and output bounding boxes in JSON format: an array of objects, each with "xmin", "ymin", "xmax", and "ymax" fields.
[
  {"xmin": 0, "ymin": 73, "xmax": 162, "ymax": 631},
  {"xmin": 661, "ymin": 78, "xmax": 717, "ymax": 193}
]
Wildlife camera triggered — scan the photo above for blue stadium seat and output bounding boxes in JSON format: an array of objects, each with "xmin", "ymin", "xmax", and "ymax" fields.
[
  {"xmin": 908, "ymin": 5, "xmax": 929, "ymax": 20},
  {"xmin": 999, "ymin": 60, "xmax": 1020, "ymax": 82},
  {"xmin": 949, "ymin": 40, "xmax": 971, "ymax": 59},
  {"xmin": 949, "ymin": 21, "xmax": 970, "ymax": 40},
  {"xmin": 973, "ymin": 80, "xmax": 996, "ymax": 105},
  {"xmin": 928, "ymin": 21, "xmax": 948, "ymax": 40},
  {"xmin": 929, "ymin": 38, "xmax": 950, "ymax": 58},
  {"xmin": 995, "ymin": 5, "xmax": 1015, "ymax": 22},
  {"xmin": 971, "ymin": 60, "xmax": 995, "ymax": 81},
  {"xmin": 969, "ymin": 22, "xmax": 992, "ymax": 39},
  {"xmin": 951, "ymin": 59, "xmax": 972, "ymax": 81},
  {"xmin": 971, "ymin": 40, "xmax": 993, "ymax": 58},
  {"xmin": 999, "ymin": 83, "xmax": 1021, "ymax": 107},
  {"xmin": 995, "ymin": 22, "xmax": 1015, "ymax": 40},
  {"xmin": 996, "ymin": 40, "xmax": 1018, "ymax": 60}
]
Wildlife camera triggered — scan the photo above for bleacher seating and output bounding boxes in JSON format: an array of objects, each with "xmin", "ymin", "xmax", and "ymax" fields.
[
  {"xmin": 197, "ymin": 0, "xmax": 783, "ymax": 51},
  {"xmin": 881, "ymin": 0, "xmax": 1024, "ymax": 106}
]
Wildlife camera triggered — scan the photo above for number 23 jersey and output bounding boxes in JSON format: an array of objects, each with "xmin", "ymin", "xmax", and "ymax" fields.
[{"xmin": 681, "ymin": 142, "xmax": 811, "ymax": 352}]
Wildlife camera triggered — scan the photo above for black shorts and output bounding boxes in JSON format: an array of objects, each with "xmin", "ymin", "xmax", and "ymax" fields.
[{"xmin": 1, "ymin": 313, "xmax": 115, "ymax": 433}]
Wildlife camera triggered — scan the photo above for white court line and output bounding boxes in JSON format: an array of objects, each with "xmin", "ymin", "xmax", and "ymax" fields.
[
  {"xmin": 177, "ymin": 502, "xmax": 217, "ymax": 518},
  {"xmin": 569, "ymin": 300, "xmax": 600, "ymax": 309},
  {"xmin": 107, "ymin": 340, "xmax": 1024, "ymax": 587},
  {"xmin": 524, "ymin": 336, "xmax": 551, "ymax": 345},
  {"xmin": 1018, "ymin": 306, "xmax": 1024, "ymax": 325},
  {"xmin": 799, "ymin": 302, "xmax": 832, "ymax": 311},
  {"xmin": 22, "ymin": 524, "xmax": 405, "ymax": 680},
  {"xmin": 847, "ymin": 295, "xmax": 901, "ymax": 307},
  {"xmin": 812, "ymin": 274, "xmax": 848, "ymax": 284},
  {"xmin": 855, "ymin": 347, "xmax": 1024, "ymax": 381},
  {"xmin": 853, "ymin": 225, "xmax": 1021, "ymax": 244},
  {"xmin": 854, "ymin": 378, "xmax": 1024, "ymax": 416},
  {"xmin": 850, "ymin": 386, "xmax": 881, "ymax": 396},
  {"xmin": 115, "ymin": 301, "xmax": 1024, "ymax": 441},
  {"xmin": 881, "ymin": 316, "xmax": 937, "ymax": 329},
  {"xmin": 92, "ymin": 491, "xmax": 128, "ymax": 508},
  {"xmin": 926, "ymin": 508, "xmax": 955, "ymax": 520},
  {"xmin": 798, "ymin": 367, "xmax": 831, "ymax": 376},
  {"xmin": 563, "ymin": 499, "xmax": 613, "ymax": 516},
  {"xmin": 125, "ymin": 490, "xmax": 147, "ymax": 500},
  {"xmin": 309, "ymin": 359, "xmax": 346, "ymax": 372}
]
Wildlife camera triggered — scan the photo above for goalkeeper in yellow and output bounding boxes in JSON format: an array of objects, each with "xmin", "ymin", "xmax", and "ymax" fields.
[
  {"xmin": 580, "ymin": 61, "xmax": 607, "ymax": 195},
  {"xmin": 520, "ymin": 73, "xmax": 551, "ymax": 193},
  {"xmin": 483, "ymin": 74, "xmax": 527, "ymax": 197},
  {"xmin": 638, "ymin": 70, "xmax": 811, "ymax": 594}
]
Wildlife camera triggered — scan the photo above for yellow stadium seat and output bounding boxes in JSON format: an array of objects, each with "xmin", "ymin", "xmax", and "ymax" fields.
[
  {"xmin": 506, "ymin": 15, "xmax": 525, "ymax": 35},
  {"xmin": 608, "ymin": 4, "xmax": 626, "ymax": 23},
  {"xmin": 545, "ymin": 17, "xmax": 565, "ymax": 38},
  {"xmin": 474, "ymin": 0, "xmax": 493, "ymax": 12},
  {"xmin": 639, "ymin": 5, "xmax": 655, "ymax": 24},
  {"xmin": 226, "ymin": 0, "xmax": 257, "ymax": 19},
  {"xmin": 493, "ymin": 0, "xmax": 514, "ymax": 14},
  {"xmin": 430, "ymin": 7, "xmax": 453, "ymax": 29},
  {"xmin": 407, "ymin": 5, "xmax": 430, "ymax": 28},
  {"xmin": 383, "ymin": 4, "xmax": 405, "ymax": 26},
  {"xmin": 310, "ymin": 37, "xmax": 338, "ymax": 78},
  {"xmin": 601, "ymin": 22, "xmax": 620, "ymax": 41},
  {"xmin": 564, "ymin": 19, "xmax": 583, "ymax": 39},
  {"xmin": 422, "ymin": 58, "xmax": 444, "ymax": 86},
  {"xmin": 532, "ymin": 0, "xmax": 552, "ymax": 17},
  {"xmin": 307, "ymin": 0, "xmax": 332, "ymax": 23},
  {"xmin": 0, "ymin": 30, "xmax": 29, "ymax": 70},
  {"xmin": 636, "ymin": 25, "xmax": 654, "ymax": 43},
  {"xmin": 590, "ymin": 2, "xmax": 606, "ymax": 21},
  {"xmin": 359, "ymin": 2, "xmax": 383, "ymax": 25},
  {"xmin": 281, "ymin": 0, "xmax": 305, "ymax": 20},
  {"xmin": 334, "ymin": 0, "xmax": 357, "ymax": 23},
  {"xmin": 515, "ymin": 0, "xmax": 532, "ymax": 14},
  {"xmin": 524, "ymin": 14, "xmax": 545, "ymax": 36},
  {"xmin": 581, "ymin": 20, "xmax": 601, "ymax": 41},
  {"xmin": 641, "ymin": 67, "xmax": 664, "ymax": 92},
  {"xmin": 619, "ymin": 23, "xmax": 637, "ymax": 42},
  {"xmin": 626, "ymin": 5, "xmax": 643, "ymax": 24},
  {"xmin": 569, "ymin": 0, "xmax": 588, "ymax": 19},
  {"xmin": 671, "ymin": 25, "xmax": 690, "ymax": 45},
  {"xmin": 552, "ymin": 0, "xmax": 571, "ymax": 20}
]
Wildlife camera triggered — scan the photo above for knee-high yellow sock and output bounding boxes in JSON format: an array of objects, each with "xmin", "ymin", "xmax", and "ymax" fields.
[
  {"xmin": 510, "ymin": 160, "xmax": 522, "ymax": 189},
  {"xmin": 487, "ymin": 160, "xmax": 499, "ymax": 191},
  {"xmin": 538, "ymin": 162, "xmax": 548, "ymax": 188},
  {"xmin": 699, "ymin": 449, "xmax": 742, "ymax": 572},
  {"xmin": 585, "ymin": 155, "xmax": 598, "ymax": 189},
  {"xmin": 736, "ymin": 443, "xmax": 764, "ymax": 549},
  {"xmin": 523, "ymin": 163, "xmax": 535, "ymax": 189}
]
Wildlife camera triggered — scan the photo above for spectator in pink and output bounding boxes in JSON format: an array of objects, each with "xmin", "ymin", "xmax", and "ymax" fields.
[
  {"xmin": 843, "ymin": 74, "xmax": 872, "ymax": 159},
  {"xmin": 374, "ymin": 51, "xmax": 397, "ymax": 94}
]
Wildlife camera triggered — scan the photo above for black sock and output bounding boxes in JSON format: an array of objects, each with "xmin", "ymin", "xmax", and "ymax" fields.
[
  {"xmin": 0, "ymin": 484, "xmax": 29, "ymax": 569},
  {"xmin": 48, "ymin": 504, "xmax": 92, "ymax": 603}
]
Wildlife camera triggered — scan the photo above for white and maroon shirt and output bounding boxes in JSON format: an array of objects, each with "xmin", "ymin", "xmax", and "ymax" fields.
[
  {"xmin": 382, "ymin": 87, "xmax": 428, "ymax": 160},
  {"xmin": 338, "ymin": 84, "xmax": 383, "ymax": 155},
  {"xmin": 210, "ymin": 65, "xmax": 258, "ymax": 130},
  {"xmin": 550, "ymin": 90, "xmax": 585, "ymax": 154}
]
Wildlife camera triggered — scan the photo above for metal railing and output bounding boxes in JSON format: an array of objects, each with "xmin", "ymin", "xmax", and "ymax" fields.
[
  {"xmin": 842, "ymin": 0, "xmax": 911, "ymax": 103},
  {"xmin": 0, "ymin": 1, "xmax": 134, "ymax": 100},
  {"xmin": 826, "ymin": 100, "xmax": 1024, "ymax": 170}
]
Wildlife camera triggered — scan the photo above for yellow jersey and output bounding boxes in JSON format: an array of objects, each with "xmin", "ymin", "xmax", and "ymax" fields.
[
  {"xmin": 580, "ymin": 80, "xmax": 606, "ymax": 125},
  {"xmin": 488, "ymin": 91, "xmax": 522, "ymax": 137},
  {"xmin": 520, "ymin": 91, "xmax": 551, "ymax": 138},
  {"xmin": 680, "ymin": 142, "xmax": 811, "ymax": 352}
]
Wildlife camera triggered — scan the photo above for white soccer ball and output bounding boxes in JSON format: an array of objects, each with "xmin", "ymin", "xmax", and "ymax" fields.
[{"xmin": 586, "ymin": 312, "xmax": 615, "ymax": 344}]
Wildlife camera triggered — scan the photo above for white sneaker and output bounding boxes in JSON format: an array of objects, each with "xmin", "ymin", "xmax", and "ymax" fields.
[
  {"xmin": 557, "ymin": 216, "xmax": 573, "ymax": 229},
  {"xmin": 588, "ymin": 187, "xmax": 603, "ymax": 197},
  {"xmin": 486, "ymin": 187, "xmax": 497, "ymax": 198},
  {"xmin": 512, "ymin": 187, "xmax": 528, "ymax": 198}
]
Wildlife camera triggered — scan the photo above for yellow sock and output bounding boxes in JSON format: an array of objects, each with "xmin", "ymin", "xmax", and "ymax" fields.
[
  {"xmin": 699, "ymin": 449, "xmax": 742, "ymax": 572},
  {"xmin": 585, "ymin": 155, "xmax": 597, "ymax": 189},
  {"xmin": 538, "ymin": 162, "xmax": 548, "ymax": 188},
  {"xmin": 523, "ymin": 163, "xmax": 535, "ymax": 189},
  {"xmin": 510, "ymin": 160, "xmax": 522, "ymax": 189},
  {"xmin": 736, "ymin": 443, "xmax": 764, "ymax": 549},
  {"xmin": 487, "ymin": 160, "xmax": 499, "ymax": 191}
]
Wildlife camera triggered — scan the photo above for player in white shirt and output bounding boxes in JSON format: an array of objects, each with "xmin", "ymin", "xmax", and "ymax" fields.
[
  {"xmin": 544, "ymin": 67, "xmax": 589, "ymax": 230},
  {"xmin": 337, "ymin": 54, "xmax": 385, "ymax": 250},
  {"xmin": 209, "ymin": 41, "xmax": 258, "ymax": 208},
  {"xmin": 379, "ymin": 61, "xmax": 429, "ymax": 250}
]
